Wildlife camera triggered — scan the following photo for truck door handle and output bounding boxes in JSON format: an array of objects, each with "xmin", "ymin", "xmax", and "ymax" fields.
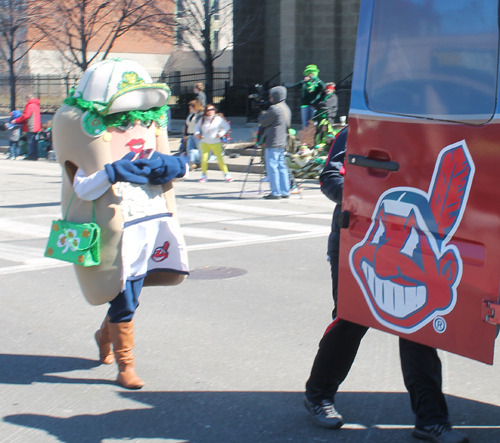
[{"xmin": 347, "ymin": 154, "xmax": 399, "ymax": 172}]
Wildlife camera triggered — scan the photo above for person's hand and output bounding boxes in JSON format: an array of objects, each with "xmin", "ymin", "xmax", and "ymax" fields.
[
  {"xmin": 147, "ymin": 151, "xmax": 188, "ymax": 185},
  {"xmin": 304, "ymin": 75, "xmax": 311, "ymax": 82},
  {"xmin": 104, "ymin": 152, "xmax": 151, "ymax": 184},
  {"xmin": 195, "ymin": 134, "xmax": 202, "ymax": 140},
  {"xmin": 10, "ymin": 120, "xmax": 16, "ymax": 125}
]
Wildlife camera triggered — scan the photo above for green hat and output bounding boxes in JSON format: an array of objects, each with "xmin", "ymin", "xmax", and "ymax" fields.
[
  {"xmin": 64, "ymin": 58, "xmax": 170, "ymax": 137},
  {"xmin": 74, "ymin": 58, "xmax": 170, "ymax": 116},
  {"xmin": 304, "ymin": 64, "xmax": 319, "ymax": 76}
]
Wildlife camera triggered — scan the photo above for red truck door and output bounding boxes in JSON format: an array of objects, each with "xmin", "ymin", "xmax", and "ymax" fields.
[{"xmin": 339, "ymin": 0, "xmax": 500, "ymax": 364}]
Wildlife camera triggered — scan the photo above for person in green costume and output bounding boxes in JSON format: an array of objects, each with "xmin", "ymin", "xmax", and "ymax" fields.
[{"xmin": 292, "ymin": 64, "xmax": 326, "ymax": 128}]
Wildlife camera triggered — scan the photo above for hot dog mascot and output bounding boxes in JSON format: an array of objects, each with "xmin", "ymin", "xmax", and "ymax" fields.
[{"xmin": 52, "ymin": 59, "xmax": 189, "ymax": 389}]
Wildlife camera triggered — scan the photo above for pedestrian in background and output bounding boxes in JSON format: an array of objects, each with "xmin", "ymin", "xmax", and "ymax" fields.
[
  {"xmin": 194, "ymin": 104, "xmax": 233, "ymax": 183},
  {"xmin": 5, "ymin": 110, "xmax": 22, "ymax": 160},
  {"xmin": 292, "ymin": 65, "xmax": 325, "ymax": 128},
  {"xmin": 313, "ymin": 82, "xmax": 338, "ymax": 126},
  {"xmin": 184, "ymin": 100, "xmax": 203, "ymax": 168},
  {"xmin": 11, "ymin": 94, "xmax": 41, "ymax": 161},
  {"xmin": 194, "ymin": 83, "xmax": 207, "ymax": 108},
  {"xmin": 258, "ymin": 86, "xmax": 291, "ymax": 199}
]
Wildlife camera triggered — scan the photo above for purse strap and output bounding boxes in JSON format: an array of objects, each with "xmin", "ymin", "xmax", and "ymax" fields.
[
  {"xmin": 64, "ymin": 192, "xmax": 95, "ymax": 223},
  {"xmin": 60, "ymin": 192, "xmax": 99, "ymax": 252}
]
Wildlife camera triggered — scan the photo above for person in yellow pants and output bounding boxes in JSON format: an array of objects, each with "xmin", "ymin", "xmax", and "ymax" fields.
[{"xmin": 194, "ymin": 104, "xmax": 233, "ymax": 183}]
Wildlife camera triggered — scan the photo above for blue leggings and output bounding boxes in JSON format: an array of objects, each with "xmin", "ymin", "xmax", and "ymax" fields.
[{"xmin": 107, "ymin": 278, "xmax": 144, "ymax": 323}]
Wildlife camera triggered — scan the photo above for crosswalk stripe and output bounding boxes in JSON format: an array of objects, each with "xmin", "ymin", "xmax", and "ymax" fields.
[
  {"xmin": 182, "ymin": 226, "xmax": 268, "ymax": 241},
  {"xmin": 0, "ymin": 260, "xmax": 70, "ymax": 275},
  {"xmin": 298, "ymin": 213, "xmax": 334, "ymax": 220},
  {"xmin": 0, "ymin": 244, "xmax": 44, "ymax": 262},
  {"xmin": 177, "ymin": 210, "xmax": 239, "ymax": 224},
  {"xmin": 224, "ymin": 219, "xmax": 330, "ymax": 233},
  {"xmin": 190, "ymin": 202, "xmax": 301, "ymax": 217},
  {"xmin": 0, "ymin": 218, "xmax": 49, "ymax": 239},
  {"xmin": 186, "ymin": 231, "xmax": 327, "ymax": 251},
  {"xmin": 10, "ymin": 213, "xmax": 61, "ymax": 220},
  {"xmin": 0, "ymin": 230, "xmax": 328, "ymax": 275},
  {"xmin": 0, "ymin": 197, "xmax": 332, "ymax": 274}
]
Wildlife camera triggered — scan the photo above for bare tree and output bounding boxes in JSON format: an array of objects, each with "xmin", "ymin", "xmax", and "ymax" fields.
[
  {"xmin": 163, "ymin": 0, "xmax": 261, "ymax": 103},
  {"xmin": 35, "ymin": 0, "xmax": 175, "ymax": 73},
  {"xmin": 0, "ymin": 0, "xmax": 47, "ymax": 110}
]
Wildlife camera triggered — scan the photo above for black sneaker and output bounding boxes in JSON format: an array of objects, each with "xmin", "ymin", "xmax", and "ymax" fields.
[
  {"xmin": 412, "ymin": 424, "xmax": 469, "ymax": 443},
  {"xmin": 304, "ymin": 395, "xmax": 344, "ymax": 429},
  {"xmin": 263, "ymin": 194, "xmax": 281, "ymax": 200}
]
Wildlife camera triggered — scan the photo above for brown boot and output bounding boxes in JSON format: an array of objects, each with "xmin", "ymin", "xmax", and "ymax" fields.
[
  {"xmin": 109, "ymin": 320, "xmax": 145, "ymax": 389},
  {"xmin": 95, "ymin": 316, "xmax": 114, "ymax": 365}
]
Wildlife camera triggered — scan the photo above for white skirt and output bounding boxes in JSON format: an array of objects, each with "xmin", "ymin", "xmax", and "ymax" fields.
[{"xmin": 120, "ymin": 213, "xmax": 189, "ymax": 291}]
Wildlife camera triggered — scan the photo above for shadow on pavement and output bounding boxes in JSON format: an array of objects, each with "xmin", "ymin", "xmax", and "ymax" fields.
[
  {"xmin": 0, "ymin": 201, "xmax": 61, "ymax": 209},
  {"xmin": 4, "ymin": 391, "xmax": 499, "ymax": 443},
  {"xmin": 0, "ymin": 353, "xmax": 108, "ymax": 385},
  {"xmin": 179, "ymin": 191, "xmax": 246, "ymax": 200}
]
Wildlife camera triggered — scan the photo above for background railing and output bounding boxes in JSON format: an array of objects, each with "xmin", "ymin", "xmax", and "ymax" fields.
[
  {"xmin": 0, "ymin": 68, "xmax": 351, "ymax": 123},
  {"xmin": 0, "ymin": 68, "xmax": 232, "ymax": 115}
]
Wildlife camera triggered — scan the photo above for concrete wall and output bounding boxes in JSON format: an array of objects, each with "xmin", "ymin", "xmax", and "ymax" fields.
[
  {"xmin": 233, "ymin": 0, "xmax": 361, "ymax": 119},
  {"xmin": 233, "ymin": 0, "xmax": 266, "ymax": 84}
]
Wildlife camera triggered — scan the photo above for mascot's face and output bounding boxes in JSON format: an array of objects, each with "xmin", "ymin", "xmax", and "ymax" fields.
[
  {"xmin": 108, "ymin": 120, "xmax": 157, "ymax": 161},
  {"xmin": 350, "ymin": 197, "xmax": 459, "ymax": 331},
  {"xmin": 349, "ymin": 141, "xmax": 475, "ymax": 334}
]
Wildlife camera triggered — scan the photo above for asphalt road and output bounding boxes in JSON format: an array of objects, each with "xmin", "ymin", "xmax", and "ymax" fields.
[{"xmin": 1, "ymin": 157, "xmax": 499, "ymax": 443}]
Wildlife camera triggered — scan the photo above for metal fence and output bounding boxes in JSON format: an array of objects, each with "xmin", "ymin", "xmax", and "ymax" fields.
[
  {"xmin": 0, "ymin": 68, "xmax": 232, "ymax": 114},
  {"xmin": 163, "ymin": 67, "xmax": 231, "ymax": 100}
]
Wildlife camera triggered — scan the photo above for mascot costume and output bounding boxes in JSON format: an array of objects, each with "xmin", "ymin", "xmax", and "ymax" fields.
[{"xmin": 52, "ymin": 59, "xmax": 189, "ymax": 389}]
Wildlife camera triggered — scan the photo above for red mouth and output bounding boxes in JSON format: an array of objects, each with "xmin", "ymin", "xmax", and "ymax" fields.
[{"xmin": 126, "ymin": 139, "xmax": 145, "ymax": 153}]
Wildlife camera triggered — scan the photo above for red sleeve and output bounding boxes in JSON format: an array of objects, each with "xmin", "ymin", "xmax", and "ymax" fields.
[{"xmin": 15, "ymin": 104, "xmax": 33, "ymax": 123}]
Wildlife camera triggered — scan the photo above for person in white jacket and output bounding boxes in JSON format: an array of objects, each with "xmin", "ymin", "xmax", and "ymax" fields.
[
  {"xmin": 194, "ymin": 104, "xmax": 233, "ymax": 182},
  {"xmin": 184, "ymin": 100, "xmax": 203, "ymax": 166}
]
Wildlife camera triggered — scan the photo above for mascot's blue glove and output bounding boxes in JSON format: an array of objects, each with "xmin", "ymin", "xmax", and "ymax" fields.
[
  {"xmin": 147, "ymin": 152, "xmax": 188, "ymax": 185},
  {"xmin": 104, "ymin": 152, "xmax": 152, "ymax": 185}
]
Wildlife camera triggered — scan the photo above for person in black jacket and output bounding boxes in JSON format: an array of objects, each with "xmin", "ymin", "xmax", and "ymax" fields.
[
  {"xmin": 304, "ymin": 127, "xmax": 468, "ymax": 443},
  {"xmin": 313, "ymin": 82, "xmax": 338, "ymax": 126}
]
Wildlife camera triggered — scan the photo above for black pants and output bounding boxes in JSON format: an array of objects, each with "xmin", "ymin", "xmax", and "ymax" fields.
[
  {"xmin": 306, "ymin": 243, "xmax": 450, "ymax": 428},
  {"xmin": 305, "ymin": 319, "xmax": 449, "ymax": 427},
  {"xmin": 25, "ymin": 132, "xmax": 38, "ymax": 160}
]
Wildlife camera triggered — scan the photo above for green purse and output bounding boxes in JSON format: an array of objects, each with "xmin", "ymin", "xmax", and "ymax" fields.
[{"xmin": 44, "ymin": 193, "xmax": 101, "ymax": 267}]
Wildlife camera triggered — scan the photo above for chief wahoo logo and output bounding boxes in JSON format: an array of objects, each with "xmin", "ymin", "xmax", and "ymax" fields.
[{"xmin": 349, "ymin": 141, "xmax": 475, "ymax": 333}]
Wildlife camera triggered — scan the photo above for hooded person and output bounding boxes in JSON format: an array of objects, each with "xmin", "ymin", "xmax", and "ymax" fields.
[
  {"xmin": 51, "ymin": 58, "xmax": 189, "ymax": 389},
  {"xmin": 6, "ymin": 110, "xmax": 22, "ymax": 159},
  {"xmin": 291, "ymin": 64, "xmax": 326, "ymax": 128},
  {"xmin": 258, "ymin": 86, "xmax": 292, "ymax": 199}
]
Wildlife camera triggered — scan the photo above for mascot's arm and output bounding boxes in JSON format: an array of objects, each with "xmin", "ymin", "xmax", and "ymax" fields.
[
  {"xmin": 73, "ymin": 169, "xmax": 112, "ymax": 201},
  {"xmin": 73, "ymin": 152, "xmax": 155, "ymax": 200}
]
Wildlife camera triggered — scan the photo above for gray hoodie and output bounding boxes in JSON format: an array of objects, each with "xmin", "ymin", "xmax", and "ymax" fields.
[{"xmin": 258, "ymin": 86, "xmax": 291, "ymax": 149}]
